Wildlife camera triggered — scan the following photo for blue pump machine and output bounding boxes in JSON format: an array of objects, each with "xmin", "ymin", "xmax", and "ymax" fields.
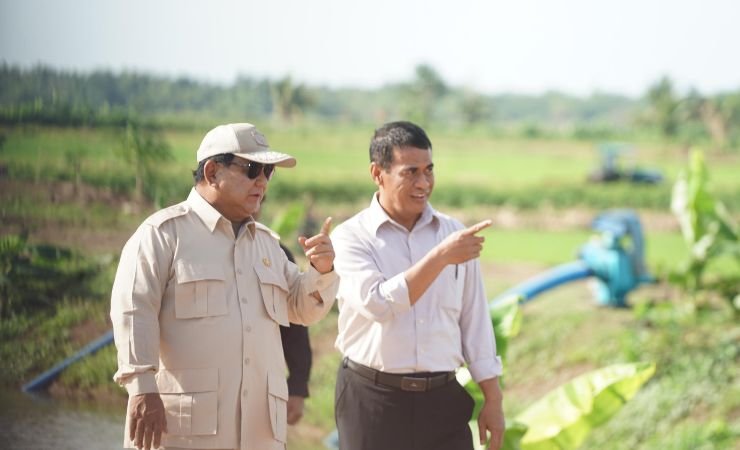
[{"xmin": 492, "ymin": 209, "xmax": 653, "ymax": 308}]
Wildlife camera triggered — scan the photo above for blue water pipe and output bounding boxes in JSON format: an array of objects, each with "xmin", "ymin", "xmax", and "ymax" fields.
[
  {"xmin": 492, "ymin": 261, "xmax": 594, "ymax": 307},
  {"xmin": 21, "ymin": 330, "xmax": 114, "ymax": 393}
]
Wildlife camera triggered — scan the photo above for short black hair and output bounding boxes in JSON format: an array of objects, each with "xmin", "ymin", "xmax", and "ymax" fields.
[
  {"xmin": 369, "ymin": 121, "xmax": 432, "ymax": 170},
  {"xmin": 192, "ymin": 153, "xmax": 236, "ymax": 184}
]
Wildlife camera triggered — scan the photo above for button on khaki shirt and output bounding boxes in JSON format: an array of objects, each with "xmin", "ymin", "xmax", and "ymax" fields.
[
  {"xmin": 332, "ymin": 194, "xmax": 502, "ymax": 382},
  {"xmin": 111, "ymin": 189, "xmax": 338, "ymax": 450}
]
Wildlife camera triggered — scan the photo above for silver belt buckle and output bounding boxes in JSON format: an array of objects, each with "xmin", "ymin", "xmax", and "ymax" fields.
[{"xmin": 400, "ymin": 376, "xmax": 428, "ymax": 392}]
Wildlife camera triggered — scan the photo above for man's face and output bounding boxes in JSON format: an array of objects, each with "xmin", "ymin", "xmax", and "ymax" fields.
[
  {"xmin": 374, "ymin": 146, "xmax": 434, "ymax": 230},
  {"xmin": 211, "ymin": 159, "xmax": 271, "ymax": 222}
]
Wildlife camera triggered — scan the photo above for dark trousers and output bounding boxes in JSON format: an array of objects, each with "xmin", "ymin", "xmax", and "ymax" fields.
[{"xmin": 335, "ymin": 360, "xmax": 475, "ymax": 450}]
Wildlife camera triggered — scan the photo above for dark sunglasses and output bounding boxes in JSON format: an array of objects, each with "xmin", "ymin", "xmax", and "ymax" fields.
[{"xmin": 229, "ymin": 160, "xmax": 275, "ymax": 180}]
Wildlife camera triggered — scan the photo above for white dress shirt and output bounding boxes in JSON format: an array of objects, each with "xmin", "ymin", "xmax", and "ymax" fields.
[{"xmin": 332, "ymin": 194, "xmax": 502, "ymax": 383}]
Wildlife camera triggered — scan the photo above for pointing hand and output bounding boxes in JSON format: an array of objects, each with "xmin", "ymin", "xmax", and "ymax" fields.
[
  {"xmin": 298, "ymin": 217, "xmax": 335, "ymax": 274},
  {"xmin": 436, "ymin": 219, "xmax": 492, "ymax": 265}
]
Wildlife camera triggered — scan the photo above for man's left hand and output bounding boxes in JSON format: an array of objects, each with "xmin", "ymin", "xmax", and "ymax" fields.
[
  {"xmin": 477, "ymin": 398, "xmax": 505, "ymax": 449},
  {"xmin": 298, "ymin": 217, "xmax": 334, "ymax": 274},
  {"xmin": 287, "ymin": 395, "xmax": 306, "ymax": 425},
  {"xmin": 477, "ymin": 378, "xmax": 505, "ymax": 450}
]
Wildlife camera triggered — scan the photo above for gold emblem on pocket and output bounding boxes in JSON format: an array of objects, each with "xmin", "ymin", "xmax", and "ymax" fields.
[{"xmin": 262, "ymin": 257, "xmax": 271, "ymax": 267}]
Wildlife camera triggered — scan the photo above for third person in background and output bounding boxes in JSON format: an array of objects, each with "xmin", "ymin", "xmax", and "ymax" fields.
[{"xmin": 278, "ymin": 243, "xmax": 313, "ymax": 425}]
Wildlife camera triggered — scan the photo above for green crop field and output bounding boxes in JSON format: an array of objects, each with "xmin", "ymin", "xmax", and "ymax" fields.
[
  {"xmin": 479, "ymin": 227, "xmax": 686, "ymax": 267},
  {"xmin": 1, "ymin": 123, "xmax": 738, "ymax": 449},
  {"xmin": 4, "ymin": 124, "xmax": 739, "ymax": 194}
]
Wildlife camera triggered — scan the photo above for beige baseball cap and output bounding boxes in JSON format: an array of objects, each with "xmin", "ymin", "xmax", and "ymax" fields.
[{"xmin": 196, "ymin": 123, "xmax": 296, "ymax": 167}]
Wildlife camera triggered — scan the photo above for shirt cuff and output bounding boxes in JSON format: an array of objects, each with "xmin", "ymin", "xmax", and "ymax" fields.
[
  {"xmin": 468, "ymin": 356, "xmax": 504, "ymax": 383},
  {"xmin": 122, "ymin": 372, "xmax": 158, "ymax": 396},
  {"xmin": 287, "ymin": 378, "xmax": 310, "ymax": 397},
  {"xmin": 379, "ymin": 272, "xmax": 411, "ymax": 315},
  {"xmin": 305, "ymin": 266, "xmax": 339, "ymax": 301}
]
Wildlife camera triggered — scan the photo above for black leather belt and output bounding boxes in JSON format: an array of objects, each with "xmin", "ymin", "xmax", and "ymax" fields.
[{"xmin": 343, "ymin": 358, "xmax": 456, "ymax": 392}]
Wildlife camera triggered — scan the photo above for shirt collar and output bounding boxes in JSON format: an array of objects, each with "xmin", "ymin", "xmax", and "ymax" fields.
[
  {"xmin": 187, "ymin": 188, "xmax": 256, "ymax": 236},
  {"xmin": 366, "ymin": 192, "xmax": 439, "ymax": 235}
]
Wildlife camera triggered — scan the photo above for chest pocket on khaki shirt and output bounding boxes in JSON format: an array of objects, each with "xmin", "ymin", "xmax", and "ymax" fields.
[
  {"xmin": 174, "ymin": 261, "xmax": 227, "ymax": 319},
  {"xmin": 254, "ymin": 264, "xmax": 290, "ymax": 326}
]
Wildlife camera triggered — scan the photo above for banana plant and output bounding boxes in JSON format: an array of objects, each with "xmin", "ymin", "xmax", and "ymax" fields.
[
  {"xmin": 670, "ymin": 149, "xmax": 739, "ymax": 307},
  {"xmin": 490, "ymin": 294, "xmax": 524, "ymax": 366},
  {"xmin": 511, "ymin": 362, "xmax": 655, "ymax": 449},
  {"xmin": 268, "ymin": 201, "xmax": 306, "ymax": 241},
  {"xmin": 462, "ymin": 296, "xmax": 656, "ymax": 450},
  {"xmin": 459, "ymin": 294, "xmax": 523, "ymax": 418},
  {"xmin": 466, "ymin": 361, "xmax": 655, "ymax": 450}
]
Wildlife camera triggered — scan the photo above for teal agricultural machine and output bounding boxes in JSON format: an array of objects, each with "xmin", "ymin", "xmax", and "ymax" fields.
[
  {"xmin": 587, "ymin": 143, "xmax": 663, "ymax": 185},
  {"xmin": 491, "ymin": 209, "xmax": 654, "ymax": 308}
]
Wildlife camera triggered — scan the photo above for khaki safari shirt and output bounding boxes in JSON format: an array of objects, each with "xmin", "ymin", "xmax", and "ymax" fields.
[{"xmin": 111, "ymin": 189, "xmax": 338, "ymax": 449}]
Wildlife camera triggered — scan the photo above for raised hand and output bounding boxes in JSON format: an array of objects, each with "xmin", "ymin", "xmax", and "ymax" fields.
[
  {"xmin": 436, "ymin": 219, "xmax": 492, "ymax": 265},
  {"xmin": 298, "ymin": 217, "xmax": 335, "ymax": 274}
]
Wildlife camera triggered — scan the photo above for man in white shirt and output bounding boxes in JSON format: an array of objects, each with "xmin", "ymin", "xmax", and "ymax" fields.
[
  {"xmin": 331, "ymin": 121, "xmax": 504, "ymax": 450},
  {"xmin": 110, "ymin": 123, "xmax": 339, "ymax": 450}
]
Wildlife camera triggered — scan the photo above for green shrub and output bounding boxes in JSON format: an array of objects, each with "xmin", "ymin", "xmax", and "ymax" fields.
[{"xmin": 0, "ymin": 234, "xmax": 101, "ymax": 319}]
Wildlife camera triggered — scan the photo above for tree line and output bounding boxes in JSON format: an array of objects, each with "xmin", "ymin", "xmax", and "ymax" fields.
[{"xmin": 1, "ymin": 63, "xmax": 739, "ymax": 149}]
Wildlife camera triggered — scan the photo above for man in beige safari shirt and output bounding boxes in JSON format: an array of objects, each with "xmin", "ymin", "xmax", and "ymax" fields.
[{"xmin": 110, "ymin": 123, "xmax": 339, "ymax": 450}]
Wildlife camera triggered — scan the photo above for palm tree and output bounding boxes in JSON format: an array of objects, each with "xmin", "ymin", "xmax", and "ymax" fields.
[
  {"xmin": 400, "ymin": 64, "xmax": 448, "ymax": 127},
  {"xmin": 646, "ymin": 76, "xmax": 680, "ymax": 139},
  {"xmin": 118, "ymin": 117, "xmax": 172, "ymax": 203},
  {"xmin": 271, "ymin": 76, "xmax": 314, "ymax": 123}
]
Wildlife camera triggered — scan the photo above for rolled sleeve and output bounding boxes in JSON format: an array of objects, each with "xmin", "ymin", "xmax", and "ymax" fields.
[
  {"xmin": 303, "ymin": 266, "xmax": 339, "ymax": 303},
  {"xmin": 468, "ymin": 356, "xmax": 504, "ymax": 383},
  {"xmin": 379, "ymin": 272, "xmax": 411, "ymax": 316},
  {"xmin": 333, "ymin": 227, "xmax": 411, "ymax": 323},
  {"xmin": 460, "ymin": 259, "xmax": 503, "ymax": 383},
  {"xmin": 337, "ymin": 269, "xmax": 411, "ymax": 322},
  {"xmin": 285, "ymin": 260, "xmax": 338, "ymax": 326},
  {"xmin": 120, "ymin": 372, "xmax": 159, "ymax": 395}
]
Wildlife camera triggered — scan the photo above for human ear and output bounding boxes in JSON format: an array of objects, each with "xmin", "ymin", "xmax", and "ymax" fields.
[
  {"xmin": 204, "ymin": 160, "xmax": 220, "ymax": 186},
  {"xmin": 370, "ymin": 163, "xmax": 383, "ymax": 187}
]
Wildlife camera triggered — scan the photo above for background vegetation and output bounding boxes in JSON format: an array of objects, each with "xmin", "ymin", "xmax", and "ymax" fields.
[{"xmin": 0, "ymin": 63, "xmax": 738, "ymax": 449}]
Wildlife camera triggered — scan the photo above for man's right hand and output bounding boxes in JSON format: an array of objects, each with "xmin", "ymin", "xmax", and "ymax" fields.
[
  {"xmin": 436, "ymin": 220, "xmax": 492, "ymax": 265},
  {"xmin": 128, "ymin": 393, "xmax": 167, "ymax": 450},
  {"xmin": 405, "ymin": 220, "xmax": 493, "ymax": 304},
  {"xmin": 287, "ymin": 395, "xmax": 306, "ymax": 425}
]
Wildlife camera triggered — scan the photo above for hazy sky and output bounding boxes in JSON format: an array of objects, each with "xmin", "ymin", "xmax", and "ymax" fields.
[{"xmin": 1, "ymin": 0, "xmax": 738, "ymax": 97}]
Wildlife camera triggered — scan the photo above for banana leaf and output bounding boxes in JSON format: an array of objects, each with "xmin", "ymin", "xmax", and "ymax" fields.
[
  {"xmin": 268, "ymin": 202, "xmax": 305, "ymax": 241},
  {"xmin": 515, "ymin": 361, "xmax": 656, "ymax": 450},
  {"xmin": 490, "ymin": 294, "xmax": 524, "ymax": 362},
  {"xmin": 469, "ymin": 419, "xmax": 528, "ymax": 450},
  {"xmin": 462, "ymin": 294, "xmax": 524, "ymax": 416}
]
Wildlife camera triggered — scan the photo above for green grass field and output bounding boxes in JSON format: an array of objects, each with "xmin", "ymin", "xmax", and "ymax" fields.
[
  {"xmin": 3, "ymin": 124, "xmax": 739, "ymax": 199},
  {"xmin": 480, "ymin": 227, "xmax": 686, "ymax": 267},
  {"xmin": 1, "ymin": 123, "xmax": 738, "ymax": 449}
]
